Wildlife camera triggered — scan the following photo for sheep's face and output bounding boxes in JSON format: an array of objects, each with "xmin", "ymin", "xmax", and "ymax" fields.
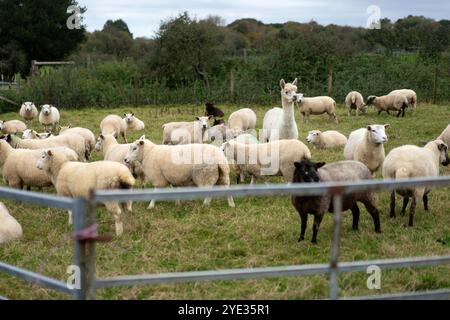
[
  {"xmin": 0, "ymin": 121, "xmax": 5, "ymax": 131},
  {"xmin": 280, "ymin": 78, "xmax": 303, "ymax": 103},
  {"xmin": 36, "ymin": 150, "xmax": 52, "ymax": 171},
  {"xmin": 22, "ymin": 102, "xmax": 35, "ymax": 112},
  {"xmin": 123, "ymin": 113, "xmax": 135, "ymax": 124},
  {"xmin": 124, "ymin": 140, "xmax": 144, "ymax": 165},
  {"xmin": 22, "ymin": 129, "xmax": 38, "ymax": 139},
  {"xmin": 306, "ymin": 130, "xmax": 321, "ymax": 143},
  {"xmin": 366, "ymin": 96, "xmax": 377, "ymax": 106},
  {"xmin": 436, "ymin": 140, "xmax": 449, "ymax": 166},
  {"xmin": 221, "ymin": 141, "xmax": 235, "ymax": 161},
  {"xmin": 293, "ymin": 160, "xmax": 325, "ymax": 183},
  {"xmin": 367, "ymin": 124, "xmax": 389, "ymax": 144},
  {"xmin": 95, "ymin": 135, "xmax": 104, "ymax": 152},
  {"xmin": 41, "ymin": 105, "xmax": 52, "ymax": 116},
  {"xmin": 195, "ymin": 116, "xmax": 211, "ymax": 130},
  {"xmin": 38, "ymin": 132, "xmax": 52, "ymax": 139}
]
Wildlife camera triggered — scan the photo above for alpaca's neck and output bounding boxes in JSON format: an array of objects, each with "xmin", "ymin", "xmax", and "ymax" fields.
[
  {"xmin": 103, "ymin": 136, "xmax": 119, "ymax": 156},
  {"xmin": 281, "ymin": 97, "xmax": 295, "ymax": 123}
]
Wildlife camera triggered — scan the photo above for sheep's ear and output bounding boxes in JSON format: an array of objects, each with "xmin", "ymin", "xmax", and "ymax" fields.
[
  {"xmin": 139, "ymin": 135, "xmax": 145, "ymax": 140},
  {"xmin": 131, "ymin": 112, "xmax": 134, "ymax": 116},
  {"xmin": 280, "ymin": 79, "xmax": 286, "ymax": 89},
  {"xmin": 367, "ymin": 125, "xmax": 372, "ymax": 131},
  {"xmin": 47, "ymin": 150, "xmax": 53, "ymax": 157},
  {"xmin": 384, "ymin": 124, "xmax": 390, "ymax": 129},
  {"xmin": 99, "ymin": 134, "xmax": 104, "ymax": 139},
  {"xmin": 315, "ymin": 162, "xmax": 326, "ymax": 169},
  {"xmin": 138, "ymin": 140, "xmax": 145, "ymax": 146},
  {"xmin": 438, "ymin": 143, "xmax": 447, "ymax": 151},
  {"xmin": 195, "ymin": 117, "xmax": 200, "ymax": 121},
  {"xmin": 292, "ymin": 78, "xmax": 298, "ymax": 86},
  {"xmin": 68, "ymin": 123, "xmax": 72, "ymax": 128},
  {"xmin": 208, "ymin": 115, "xmax": 213, "ymax": 119}
]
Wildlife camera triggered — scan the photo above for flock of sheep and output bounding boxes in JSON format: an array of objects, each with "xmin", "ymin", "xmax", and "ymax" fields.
[{"xmin": 0, "ymin": 79, "xmax": 449, "ymax": 245}]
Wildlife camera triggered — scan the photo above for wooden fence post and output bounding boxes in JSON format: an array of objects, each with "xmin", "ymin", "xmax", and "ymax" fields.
[{"xmin": 327, "ymin": 66, "xmax": 333, "ymax": 97}]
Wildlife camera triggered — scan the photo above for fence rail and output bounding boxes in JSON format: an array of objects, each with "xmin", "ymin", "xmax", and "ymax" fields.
[{"xmin": 1, "ymin": 176, "xmax": 450, "ymax": 300}]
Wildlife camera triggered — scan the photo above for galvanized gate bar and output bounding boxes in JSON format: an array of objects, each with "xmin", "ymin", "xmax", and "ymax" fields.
[
  {"xmin": 93, "ymin": 255, "xmax": 450, "ymax": 289},
  {"xmin": 91, "ymin": 176, "xmax": 450, "ymax": 203},
  {"xmin": 0, "ymin": 187, "xmax": 74, "ymax": 210},
  {"xmin": 0, "ymin": 262, "xmax": 73, "ymax": 295}
]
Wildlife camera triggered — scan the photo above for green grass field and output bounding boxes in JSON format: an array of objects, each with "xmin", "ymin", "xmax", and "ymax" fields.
[{"xmin": 0, "ymin": 103, "xmax": 449, "ymax": 299}]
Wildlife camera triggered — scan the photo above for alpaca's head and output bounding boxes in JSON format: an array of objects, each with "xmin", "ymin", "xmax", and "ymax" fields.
[{"xmin": 280, "ymin": 78, "xmax": 303, "ymax": 103}]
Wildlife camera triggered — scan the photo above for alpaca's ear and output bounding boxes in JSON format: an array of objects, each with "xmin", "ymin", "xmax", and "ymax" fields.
[
  {"xmin": 315, "ymin": 162, "xmax": 326, "ymax": 169},
  {"xmin": 280, "ymin": 79, "xmax": 286, "ymax": 89},
  {"xmin": 292, "ymin": 78, "xmax": 298, "ymax": 86}
]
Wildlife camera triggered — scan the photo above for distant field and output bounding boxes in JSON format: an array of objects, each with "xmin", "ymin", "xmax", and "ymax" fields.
[{"xmin": 0, "ymin": 103, "xmax": 449, "ymax": 299}]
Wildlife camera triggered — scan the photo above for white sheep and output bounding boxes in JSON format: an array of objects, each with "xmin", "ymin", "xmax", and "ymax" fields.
[
  {"xmin": 0, "ymin": 120, "xmax": 27, "ymax": 134},
  {"xmin": 297, "ymin": 96, "xmax": 338, "ymax": 123},
  {"xmin": 100, "ymin": 115, "xmax": 128, "ymax": 143},
  {"xmin": 0, "ymin": 139, "xmax": 78, "ymax": 189},
  {"xmin": 345, "ymin": 91, "xmax": 366, "ymax": 116},
  {"xmin": 382, "ymin": 139, "xmax": 449, "ymax": 226},
  {"xmin": 437, "ymin": 124, "xmax": 450, "ymax": 146},
  {"xmin": 162, "ymin": 116, "xmax": 211, "ymax": 145},
  {"xmin": 389, "ymin": 89, "xmax": 417, "ymax": 114},
  {"xmin": 223, "ymin": 139, "xmax": 311, "ymax": 184},
  {"xmin": 366, "ymin": 94, "xmax": 408, "ymax": 117},
  {"xmin": 38, "ymin": 104, "xmax": 60, "ymax": 132},
  {"xmin": 123, "ymin": 113, "xmax": 145, "ymax": 132},
  {"xmin": 306, "ymin": 130, "xmax": 347, "ymax": 149},
  {"xmin": 36, "ymin": 150, "xmax": 135, "ymax": 236},
  {"xmin": 228, "ymin": 108, "xmax": 257, "ymax": 137},
  {"xmin": 203, "ymin": 123, "xmax": 232, "ymax": 144},
  {"xmin": 263, "ymin": 79, "xmax": 301, "ymax": 142},
  {"xmin": 59, "ymin": 125, "xmax": 96, "ymax": 159},
  {"xmin": 124, "ymin": 139, "xmax": 235, "ymax": 209},
  {"xmin": 22, "ymin": 129, "xmax": 53, "ymax": 140},
  {"xmin": 19, "ymin": 102, "xmax": 38, "ymax": 124},
  {"xmin": 95, "ymin": 134, "xmax": 146, "ymax": 182},
  {"xmin": 344, "ymin": 124, "xmax": 389, "ymax": 174},
  {"xmin": 6, "ymin": 132, "xmax": 87, "ymax": 162},
  {"xmin": 0, "ymin": 202, "xmax": 23, "ymax": 244}
]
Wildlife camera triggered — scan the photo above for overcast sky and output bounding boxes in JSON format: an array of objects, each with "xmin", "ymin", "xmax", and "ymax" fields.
[{"xmin": 77, "ymin": 0, "xmax": 450, "ymax": 38}]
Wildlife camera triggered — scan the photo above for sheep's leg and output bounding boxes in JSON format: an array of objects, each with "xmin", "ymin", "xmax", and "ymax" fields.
[
  {"xmin": 301, "ymin": 112, "xmax": 306, "ymax": 123},
  {"xmin": 377, "ymin": 110, "xmax": 382, "ymax": 115},
  {"xmin": 299, "ymin": 213, "xmax": 308, "ymax": 242},
  {"xmin": 203, "ymin": 197, "xmax": 212, "ymax": 206},
  {"xmin": 122, "ymin": 201, "xmax": 133, "ymax": 213},
  {"xmin": 401, "ymin": 197, "xmax": 409, "ymax": 215},
  {"xmin": 362, "ymin": 201, "xmax": 382, "ymax": 233},
  {"xmin": 396, "ymin": 110, "xmax": 401, "ymax": 118},
  {"xmin": 350, "ymin": 203, "xmax": 360, "ymax": 231},
  {"xmin": 402, "ymin": 107, "xmax": 406, "ymax": 117},
  {"xmin": 389, "ymin": 191, "xmax": 396, "ymax": 218},
  {"xmin": 333, "ymin": 113, "xmax": 338, "ymax": 124},
  {"xmin": 147, "ymin": 199, "xmax": 156, "ymax": 210},
  {"xmin": 423, "ymin": 193, "xmax": 429, "ymax": 211},
  {"xmin": 311, "ymin": 213, "xmax": 324, "ymax": 244},
  {"xmin": 408, "ymin": 196, "xmax": 417, "ymax": 227},
  {"xmin": 68, "ymin": 210, "xmax": 73, "ymax": 225},
  {"xmin": 122, "ymin": 132, "xmax": 128, "ymax": 144},
  {"xmin": 227, "ymin": 196, "xmax": 235, "ymax": 208},
  {"xmin": 105, "ymin": 202, "xmax": 123, "ymax": 236},
  {"xmin": 347, "ymin": 109, "xmax": 351, "ymax": 117}
]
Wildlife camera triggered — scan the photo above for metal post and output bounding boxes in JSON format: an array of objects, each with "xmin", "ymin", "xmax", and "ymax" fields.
[
  {"xmin": 72, "ymin": 197, "xmax": 96, "ymax": 300},
  {"xmin": 329, "ymin": 193, "xmax": 343, "ymax": 300}
]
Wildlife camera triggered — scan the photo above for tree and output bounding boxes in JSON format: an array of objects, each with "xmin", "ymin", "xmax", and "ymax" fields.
[
  {"xmin": 104, "ymin": 19, "xmax": 133, "ymax": 38},
  {"xmin": 0, "ymin": 0, "xmax": 86, "ymax": 78},
  {"xmin": 149, "ymin": 12, "xmax": 226, "ymax": 88}
]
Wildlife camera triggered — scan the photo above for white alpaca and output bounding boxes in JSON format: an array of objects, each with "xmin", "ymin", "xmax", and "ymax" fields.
[{"xmin": 262, "ymin": 79, "xmax": 303, "ymax": 142}]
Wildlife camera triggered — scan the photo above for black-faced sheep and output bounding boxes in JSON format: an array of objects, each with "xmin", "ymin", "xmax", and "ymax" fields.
[{"xmin": 291, "ymin": 160, "xmax": 381, "ymax": 244}]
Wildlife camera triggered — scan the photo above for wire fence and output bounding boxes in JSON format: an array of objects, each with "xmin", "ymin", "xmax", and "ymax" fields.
[{"xmin": 1, "ymin": 176, "xmax": 450, "ymax": 300}]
